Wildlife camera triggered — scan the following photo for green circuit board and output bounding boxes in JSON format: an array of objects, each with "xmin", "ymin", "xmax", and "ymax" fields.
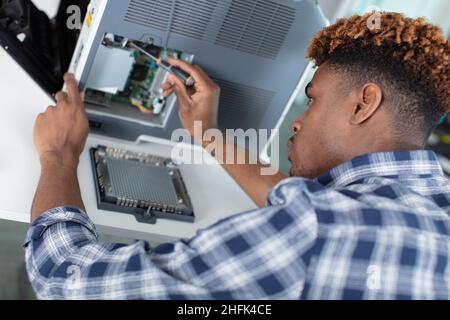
[
  {"xmin": 85, "ymin": 34, "xmax": 184, "ymax": 115},
  {"xmin": 110, "ymin": 50, "xmax": 158, "ymax": 108}
]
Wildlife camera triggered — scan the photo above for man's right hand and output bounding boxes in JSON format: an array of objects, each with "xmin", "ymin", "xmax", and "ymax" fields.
[
  {"xmin": 161, "ymin": 60, "xmax": 285, "ymax": 207},
  {"xmin": 161, "ymin": 59, "xmax": 220, "ymax": 141}
]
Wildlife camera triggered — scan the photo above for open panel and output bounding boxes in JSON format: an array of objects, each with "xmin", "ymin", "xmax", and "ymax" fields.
[{"xmin": 84, "ymin": 33, "xmax": 194, "ymax": 128}]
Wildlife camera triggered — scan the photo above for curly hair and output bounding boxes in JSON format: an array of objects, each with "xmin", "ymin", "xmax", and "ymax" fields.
[{"xmin": 307, "ymin": 12, "xmax": 450, "ymax": 140}]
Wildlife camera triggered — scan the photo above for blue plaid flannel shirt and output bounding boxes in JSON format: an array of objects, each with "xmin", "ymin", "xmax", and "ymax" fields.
[{"xmin": 24, "ymin": 151, "xmax": 450, "ymax": 300}]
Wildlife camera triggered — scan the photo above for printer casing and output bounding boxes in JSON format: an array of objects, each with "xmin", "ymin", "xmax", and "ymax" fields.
[{"xmin": 69, "ymin": 0, "xmax": 327, "ymax": 153}]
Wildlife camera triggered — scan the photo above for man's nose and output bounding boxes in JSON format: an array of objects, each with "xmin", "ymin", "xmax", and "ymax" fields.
[{"xmin": 292, "ymin": 119, "xmax": 302, "ymax": 134}]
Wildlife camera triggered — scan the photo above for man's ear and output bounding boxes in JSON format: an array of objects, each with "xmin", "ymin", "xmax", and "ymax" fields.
[{"xmin": 350, "ymin": 83, "xmax": 383, "ymax": 125}]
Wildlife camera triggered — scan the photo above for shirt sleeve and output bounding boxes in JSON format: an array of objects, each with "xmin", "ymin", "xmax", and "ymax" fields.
[{"xmin": 24, "ymin": 179, "xmax": 319, "ymax": 300}]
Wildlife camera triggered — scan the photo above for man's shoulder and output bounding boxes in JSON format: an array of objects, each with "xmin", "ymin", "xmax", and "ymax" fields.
[{"xmin": 269, "ymin": 175, "xmax": 450, "ymax": 233}]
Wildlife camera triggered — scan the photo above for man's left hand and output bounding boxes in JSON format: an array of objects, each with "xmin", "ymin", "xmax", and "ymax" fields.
[{"xmin": 34, "ymin": 73, "xmax": 89, "ymax": 170}]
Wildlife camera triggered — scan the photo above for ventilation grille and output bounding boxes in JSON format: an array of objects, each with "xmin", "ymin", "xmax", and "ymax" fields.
[
  {"xmin": 106, "ymin": 157, "xmax": 179, "ymax": 205},
  {"xmin": 124, "ymin": 0, "xmax": 173, "ymax": 31},
  {"xmin": 124, "ymin": 0, "xmax": 296, "ymax": 60},
  {"xmin": 171, "ymin": 0, "xmax": 218, "ymax": 40},
  {"xmin": 214, "ymin": 79, "xmax": 275, "ymax": 130},
  {"xmin": 124, "ymin": 0, "xmax": 218, "ymax": 38},
  {"xmin": 215, "ymin": 0, "xmax": 296, "ymax": 59}
]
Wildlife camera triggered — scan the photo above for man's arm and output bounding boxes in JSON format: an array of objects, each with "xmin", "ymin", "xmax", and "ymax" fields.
[
  {"xmin": 209, "ymin": 141, "xmax": 287, "ymax": 207},
  {"xmin": 31, "ymin": 74, "xmax": 89, "ymax": 222},
  {"xmin": 162, "ymin": 59, "xmax": 287, "ymax": 207},
  {"xmin": 31, "ymin": 156, "xmax": 85, "ymax": 221},
  {"xmin": 25, "ymin": 183, "xmax": 317, "ymax": 300}
]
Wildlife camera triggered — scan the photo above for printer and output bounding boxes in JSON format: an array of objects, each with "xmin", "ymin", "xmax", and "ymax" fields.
[
  {"xmin": 1, "ymin": 0, "xmax": 327, "ymax": 149},
  {"xmin": 0, "ymin": 0, "xmax": 327, "ymax": 223}
]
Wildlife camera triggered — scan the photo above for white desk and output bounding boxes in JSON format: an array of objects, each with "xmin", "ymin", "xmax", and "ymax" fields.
[{"xmin": 0, "ymin": 48, "xmax": 257, "ymax": 243}]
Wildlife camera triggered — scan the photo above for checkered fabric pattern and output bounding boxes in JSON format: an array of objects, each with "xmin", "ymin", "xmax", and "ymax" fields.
[{"xmin": 24, "ymin": 151, "xmax": 450, "ymax": 300}]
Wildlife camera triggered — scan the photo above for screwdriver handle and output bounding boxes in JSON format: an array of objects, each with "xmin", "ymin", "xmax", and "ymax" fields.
[{"xmin": 161, "ymin": 60, "xmax": 195, "ymax": 87}]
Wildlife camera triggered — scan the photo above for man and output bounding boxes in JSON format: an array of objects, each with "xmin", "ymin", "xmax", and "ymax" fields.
[{"xmin": 25, "ymin": 12, "xmax": 449, "ymax": 299}]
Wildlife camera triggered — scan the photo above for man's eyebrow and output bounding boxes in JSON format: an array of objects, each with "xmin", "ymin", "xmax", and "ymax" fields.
[{"xmin": 305, "ymin": 82, "xmax": 312, "ymax": 98}]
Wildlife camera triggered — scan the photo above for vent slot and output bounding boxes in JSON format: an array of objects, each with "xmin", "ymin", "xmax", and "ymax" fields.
[
  {"xmin": 123, "ymin": 0, "xmax": 296, "ymax": 59},
  {"xmin": 124, "ymin": 0, "xmax": 219, "ymax": 38},
  {"xmin": 124, "ymin": 0, "xmax": 173, "ymax": 31},
  {"xmin": 171, "ymin": 0, "xmax": 218, "ymax": 40},
  {"xmin": 215, "ymin": 0, "xmax": 295, "ymax": 59},
  {"xmin": 214, "ymin": 79, "xmax": 275, "ymax": 131}
]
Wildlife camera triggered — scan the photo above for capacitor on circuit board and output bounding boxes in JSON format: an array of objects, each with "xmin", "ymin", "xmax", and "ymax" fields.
[{"xmin": 152, "ymin": 96, "xmax": 166, "ymax": 115}]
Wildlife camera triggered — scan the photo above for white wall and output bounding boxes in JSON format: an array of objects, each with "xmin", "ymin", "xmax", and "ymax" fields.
[
  {"xmin": 317, "ymin": 0, "xmax": 351, "ymax": 22},
  {"xmin": 31, "ymin": 0, "xmax": 61, "ymax": 19}
]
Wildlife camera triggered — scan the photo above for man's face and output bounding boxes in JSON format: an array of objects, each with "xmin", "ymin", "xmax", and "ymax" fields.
[{"xmin": 288, "ymin": 63, "xmax": 354, "ymax": 178}]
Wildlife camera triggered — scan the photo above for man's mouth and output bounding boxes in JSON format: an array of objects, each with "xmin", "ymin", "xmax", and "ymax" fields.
[{"xmin": 287, "ymin": 137, "xmax": 295, "ymax": 161}]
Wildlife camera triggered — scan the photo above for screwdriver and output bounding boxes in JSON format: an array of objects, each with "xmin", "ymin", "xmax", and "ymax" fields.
[{"xmin": 128, "ymin": 42, "xmax": 195, "ymax": 87}]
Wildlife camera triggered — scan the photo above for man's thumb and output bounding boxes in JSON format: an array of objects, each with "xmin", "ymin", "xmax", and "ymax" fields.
[{"xmin": 169, "ymin": 75, "xmax": 191, "ymax": 107}]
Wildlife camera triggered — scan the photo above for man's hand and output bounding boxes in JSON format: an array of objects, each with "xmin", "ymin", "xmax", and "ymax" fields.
[
  {"xmin": 161, "ymin": 60, "xmax": 286, "ymax": 208},
  {"xmin": 161, "ymin": 59, "xmax": 220, "ymax": 141},
  {"xmin": 34, "ymin": 73, "xmax": 89, "ymax": 170}
]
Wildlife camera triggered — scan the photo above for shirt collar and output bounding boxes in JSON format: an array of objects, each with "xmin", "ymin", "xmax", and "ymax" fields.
[{"xmin": 315, "ymin": 150, "xmax": 444, "ymax": 189}]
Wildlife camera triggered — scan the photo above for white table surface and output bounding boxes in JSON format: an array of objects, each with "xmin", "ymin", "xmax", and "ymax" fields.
[{"xmin": 0, "ymin": 47, "xmax": 257, "ymax": 243}]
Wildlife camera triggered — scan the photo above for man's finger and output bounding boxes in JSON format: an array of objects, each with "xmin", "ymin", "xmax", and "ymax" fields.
[
  {"xmin": 168, "ymin": 74, "xmax": 192, "ymax": 107},
  {"xmin": 64, "ymin": 73, "xmax": 82, "ymax": 104},
  {"xmin": 165, "ymin": 58, "xmax": 207, "ymax": 88},
  {"xmin": 161, "ymin": 81, "xmax": 174, "ymax": 91},
  {"xmin": 192, "ymin": 65, "xmax": 216, "ymax": 86},
  {"xmin": 162, "ymin": 88, "xmax": 174, "ymax": 98},
  {"xmin": 55, "ymin": 91, "xmax": 68, "ymax": 103}
]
